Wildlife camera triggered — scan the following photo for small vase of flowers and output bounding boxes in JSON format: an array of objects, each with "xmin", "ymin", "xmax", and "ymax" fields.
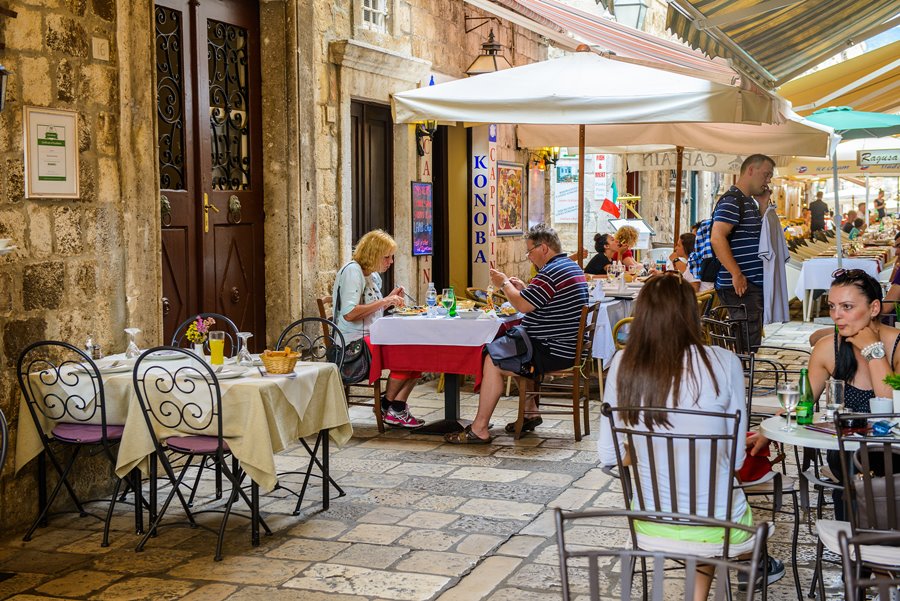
[{"xmin": 185, "ymin": 316, "xmax": 216, "ymax": 362}]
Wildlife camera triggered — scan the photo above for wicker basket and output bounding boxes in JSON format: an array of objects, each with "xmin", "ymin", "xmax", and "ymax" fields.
[{"xmin": 261, "ymin": 352, "xmax": 299, "ymax": 374}]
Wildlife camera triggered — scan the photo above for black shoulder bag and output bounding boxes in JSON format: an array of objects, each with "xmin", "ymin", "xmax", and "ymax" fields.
[
  {"xmin": 699, "ymin": 193, "xmax": 745, "ymax": 283},
  {"xmin": 329, "ymin": 262, "xmax": 373, "ymax": 385}
]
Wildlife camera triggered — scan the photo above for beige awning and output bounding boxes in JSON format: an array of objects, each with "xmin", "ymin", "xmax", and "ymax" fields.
[
  {"xmin": 778, "ymin": 41, "xmax": 900, "ymax": 115},
  {"xmin": 666, "ymin": 0, "xmax": 900, "ymax": 87}
]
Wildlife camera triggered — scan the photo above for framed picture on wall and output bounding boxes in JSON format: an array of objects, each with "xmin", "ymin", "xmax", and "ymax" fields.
[
  {"xmin": 411, "ymin": 181, "xmax": 433, "ymax": 256},
  {"xmin": 23, "ymin": 106, "xmax": 80, "ymax": 199},
  {"xmin": 497, "ymin": 161, "xmax": 525, "ymax": 236}
]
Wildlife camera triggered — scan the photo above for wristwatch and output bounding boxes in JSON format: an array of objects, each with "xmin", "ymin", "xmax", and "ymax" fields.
[{"xmin": 861, "ymin": 341, "xmax": 886, "ymax": 361}]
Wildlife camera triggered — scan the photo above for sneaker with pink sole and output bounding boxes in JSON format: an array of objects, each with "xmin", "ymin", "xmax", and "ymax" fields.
[{"xmin": 382, "ymin": 407, "xmax": 424, "ymax": 428}]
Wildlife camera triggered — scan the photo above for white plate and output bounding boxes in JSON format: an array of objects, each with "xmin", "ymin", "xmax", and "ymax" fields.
[{"xmin": 183, "ymin": 367, "xmax": 247, "ymax": 380}]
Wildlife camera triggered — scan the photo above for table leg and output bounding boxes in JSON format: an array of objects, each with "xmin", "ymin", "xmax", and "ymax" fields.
[{"xmin": 415, "ymin": 373, "xmax": 473, "ymax": 435}]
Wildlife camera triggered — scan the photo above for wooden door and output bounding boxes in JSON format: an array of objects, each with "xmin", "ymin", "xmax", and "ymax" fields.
[
  {"xmin": 156, "ymin": 0, "xmax": 265, "ymax": 346},
  {"xmin": 350, "ymin": 101, "xmax": 394, "ymax": 290}
]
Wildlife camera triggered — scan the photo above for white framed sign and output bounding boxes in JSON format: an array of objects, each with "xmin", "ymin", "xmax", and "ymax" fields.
[{"xmin": 24, "ymin": 106, "xmax": 80, "ymax": 199}]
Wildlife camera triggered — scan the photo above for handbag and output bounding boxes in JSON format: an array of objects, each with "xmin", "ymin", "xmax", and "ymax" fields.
[
  {"xmin": 851, "ymin": 445, "xmax": 900, "ymax": 531},
  {"xmin": 329, "ymin": 262, "xmax": 372, "ymax": 385},
  {"xmin": 485, "ymin": 325, "xmax": 533, "ymax": 376}
]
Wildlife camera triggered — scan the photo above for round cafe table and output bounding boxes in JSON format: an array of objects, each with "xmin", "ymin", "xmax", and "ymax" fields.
[{"xmin": 759, "ymin": 413, "xmax": 858, "ymax": 451}]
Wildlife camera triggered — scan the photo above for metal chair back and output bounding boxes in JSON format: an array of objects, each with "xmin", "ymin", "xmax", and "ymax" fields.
[
  {"xmin": 555, "ymin": 507, "xmax": 767, "ymax": 601},
  {"xmin": 171, "ymin": 312, "xmax": 240, "ymax": 357},
  {"xmin": 708, "ymin": 304, "xmax": 750, "ymax": 354},
  {"xmin": 701, "ymin": 316, "xmax": 742, "ymax": 353},
  {"xmin": 132, "ymin": 347, "xmax": 226, "ymax": 457},
  {"xmin": 601, "ymin": 404, "xmax": 742, "ymax": 545},
  {"xmin": 838, "ymin": 530, "xmax": 900, "ymax": 601},
  {"xmin": 836, "ymin": 411, "xmax": 900, "ymax": 535},
  {"xmin": 275, "ymin": 317, "xmax": 345, "ymax": 366}
]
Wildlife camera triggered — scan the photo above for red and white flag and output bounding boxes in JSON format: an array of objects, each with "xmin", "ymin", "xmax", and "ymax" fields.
[{"xmin": 600, "ymin": 198, "xmax": 620, "ymax": 218}]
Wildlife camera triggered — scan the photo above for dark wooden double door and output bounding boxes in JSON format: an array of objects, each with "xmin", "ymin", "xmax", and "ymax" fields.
[{"xmin": 155, "ymin": 0, "xmax": 265, "ymax": 346}]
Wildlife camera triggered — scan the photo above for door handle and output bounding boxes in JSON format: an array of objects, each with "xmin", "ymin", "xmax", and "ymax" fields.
[{"xmin": 203, "ymin": 193, "xmax": 219, "ymax": 233}]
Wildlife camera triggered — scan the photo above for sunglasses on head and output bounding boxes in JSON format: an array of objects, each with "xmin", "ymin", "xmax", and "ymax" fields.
[{"xmin": 832, "ymin": 268, "xmax": 869, "ymax": 279}]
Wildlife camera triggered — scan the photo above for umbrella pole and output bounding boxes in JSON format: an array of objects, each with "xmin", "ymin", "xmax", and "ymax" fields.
[
  {"xmin": 832, "ymin": 148, "xmax": 842, "ymax": 268},
  {"xmin": 577, "ymin": 125, "xmax": 585, "ymax": 268},
  {"xmin": 674, "ymin": 146, "xmax": 684, "ymax": 240}
]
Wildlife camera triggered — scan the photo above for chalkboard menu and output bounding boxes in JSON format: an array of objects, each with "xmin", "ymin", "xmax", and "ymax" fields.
[{"xmin": 411, "ymin": 181, "xmax": 433, "ymax": 256}]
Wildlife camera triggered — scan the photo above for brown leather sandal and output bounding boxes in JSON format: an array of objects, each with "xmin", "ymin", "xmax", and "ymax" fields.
[{"xmin": 444, "ymin": 425, "xmax": 492, "ymax": 444}]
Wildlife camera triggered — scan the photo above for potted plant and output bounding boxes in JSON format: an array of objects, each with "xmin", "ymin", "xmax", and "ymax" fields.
[
  {"xmin": 186, "ymin": 316, "xmax": 216, "ymax": 362},
  {"xmin": 882, "ymin": 373, "xmax": 900, "ymax": 412}
]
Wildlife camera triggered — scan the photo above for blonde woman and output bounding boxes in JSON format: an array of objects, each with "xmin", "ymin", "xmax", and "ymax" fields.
[
  {"xmin": 333, "ymin": 230, "xmax": 423, "ymax": 428},
  {"xmin": 613, "ymin": 225, "xmax": 640, "ymax": 269}
]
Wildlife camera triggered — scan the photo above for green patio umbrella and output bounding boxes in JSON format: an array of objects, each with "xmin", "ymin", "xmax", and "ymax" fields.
[{"xmin": 806, "ymin": 107, "xmax": 900, "ymax": 266}]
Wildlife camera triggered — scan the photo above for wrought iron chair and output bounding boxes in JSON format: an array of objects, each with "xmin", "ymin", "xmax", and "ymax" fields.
[
  {"xmin": 701, "ymin": 315, "xmax": 742, "ymax": 353},
  {"xmin": 708, "ymin": 304, "xmax": 751, "ymax": 354},
  {"xmin": 132, "ymin": 346, "xmax": 270, "ymax": 560},
  {"xmin": 316, "ymin": 296, "xmax": 385, "ymax": 433},
  {"xmin": 602, "ymin": 404, "xmax": 774, "ymax": 599},
  {"xmin": 810, "ymin": 412, "xmax": 900, "ymax": 598},
  {"xmin": 555, "ymin": 507, "xmax": 768, "ymax": 601},
  {"xmin": 16, "ymin": 341, "xmax": 136, "ymax": 546},
  {"xmin": 512, "ymin": 302, "xmax": 600, "ymax": 442},
  {"xmin": 276, "ymin": 316, "xmax": 349, "ymax": 514},
  {"xmin": 171, "ymin": 312, "xmax": 240, "ymax": 357},
  {"xmin": 838, "ymin": 530, "xmax": 900, "ymax": 601}
]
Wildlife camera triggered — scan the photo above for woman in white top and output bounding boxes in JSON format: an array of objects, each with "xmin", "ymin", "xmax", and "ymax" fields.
[
  {"xmin": 598, "ymin": 274, "xmax": 781, "ymax": 598},
  {"xmin": 333, "ymin": 230, "xmax": 423, "ymax": 428},
  {"xmin": 669, "ymin": 233, "xmax": 713, "ymax": 293}
]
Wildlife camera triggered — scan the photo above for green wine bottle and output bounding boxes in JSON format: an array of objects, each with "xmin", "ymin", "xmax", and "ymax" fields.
[{"xmin": 796, "ymin": 368, "xmax": 815, "ymax": 425}]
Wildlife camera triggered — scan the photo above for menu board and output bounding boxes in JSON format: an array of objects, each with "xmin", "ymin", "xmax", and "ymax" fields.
[{"xmin": 411, "ymin": 181, "xmax": 433, "ymax": 256}]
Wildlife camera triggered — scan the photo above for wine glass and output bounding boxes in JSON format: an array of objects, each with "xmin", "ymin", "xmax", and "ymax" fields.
[
  {"xmin": 237, "ymin": 332, "xmax": 254, "ymax": 366},
  {"xmin": 777, "ymin": 382, "xmax": 800, "ymax": 432},
  {"xmin": 824, "ymin": 378, "xmax": 845, "ymax": 421},
  {"xmin": 124, "ymin": 327, "xmax": 141, "ymax": 359},
  {"xmin": 441, "ymin": 288, "xmax": 455, "ymax": 317}
]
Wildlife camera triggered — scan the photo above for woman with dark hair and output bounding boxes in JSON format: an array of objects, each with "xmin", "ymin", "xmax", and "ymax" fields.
[
  {"xmin": 584, "ymin": 233, "xmax": 616, "ymax": 275},
  {"xmin": 598, "ymin": 274, "xmax": 782, "ymax": 596},
  {"xmin": 809, "ymin": 269, "xmax": 900, "ymax": 412}
]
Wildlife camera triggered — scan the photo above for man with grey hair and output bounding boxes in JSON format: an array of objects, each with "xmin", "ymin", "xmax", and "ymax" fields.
[{"xmin": 445, "ymin": 224, "xmax": 589, "ymax": 443}]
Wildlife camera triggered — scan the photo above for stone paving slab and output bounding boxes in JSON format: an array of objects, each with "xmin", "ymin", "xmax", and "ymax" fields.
[{"xmin": 0, "ymin": 321, "xmax": 848, "ymax": 600}]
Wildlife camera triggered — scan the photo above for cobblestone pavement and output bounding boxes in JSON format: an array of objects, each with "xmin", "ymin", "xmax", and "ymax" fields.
[{"xmin": 1, "ymin": 321, "xmax": 849, "ymax": 600}]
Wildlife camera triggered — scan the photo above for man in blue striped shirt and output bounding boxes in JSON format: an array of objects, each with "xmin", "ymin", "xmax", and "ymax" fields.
[
  {"xmin": 445, "ymin": 224, "xmax": 589, "ymax": 444},
  {"xmin": 711, "ymin": 154, "xmax": 775, "ymax": 351}
]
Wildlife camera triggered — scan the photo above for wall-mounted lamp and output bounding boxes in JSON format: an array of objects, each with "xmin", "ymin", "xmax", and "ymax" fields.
[
  {"xmin": 465, "ymin": 29, "xmax": 512, "ymax": 76},
  {"xmin": 531, "ymin": 147, "xmax": 560, "ymax": 171},
  {"xmin": 415, "ymin": 119, "xmax": 437, "ymax": 156},
  {"xmin": 0, "ymin": 66, "xmax": 9, "ymax": 112}
]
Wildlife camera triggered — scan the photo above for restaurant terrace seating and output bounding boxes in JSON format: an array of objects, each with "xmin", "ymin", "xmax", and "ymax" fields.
[
  {"xmin": 316, "ymin": 296, "xmax": 385, "ymax": 433},
  {"xmin": 838, "ymin": 531, "xmax": 900, "ymax": 600},
  {"xmin": 511, "ymin": 302, "xmax": 600, "ymax": 442},
  {"xmin": 16, "ymin": 341, "xmax": 135, "ymax": 547},
  {"xmin": 132, "ymin": 347, "xmax": 270, "ymax": 560}
]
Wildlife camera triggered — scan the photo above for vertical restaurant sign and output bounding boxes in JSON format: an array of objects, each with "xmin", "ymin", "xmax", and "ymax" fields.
[
  {"xmin": 471, "ymin": 124, "xmax": 497, "ymax": 287},
  {"xmin": 411, "ymin": 181, "xmax": 433, "ymax": 256}
]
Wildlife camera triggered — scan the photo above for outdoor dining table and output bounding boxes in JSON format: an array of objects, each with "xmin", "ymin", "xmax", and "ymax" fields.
[
  {"xmin": 589, "ymin": 281, "xmax": 637, "ymax": 366},
  {"xmin": 368, "ymin": 313, "xmax": 517, "ymax": 433},
  {"xmin": 759, "ymin": 413, "xmax": 858, "ymax": 451},
  {"xmin": 16, "ymin": 353, "xmax": 353, "ymax": 498},
  {"xmin": 794, "ymin": 257, "xmax": 881, "ymax": 321}
]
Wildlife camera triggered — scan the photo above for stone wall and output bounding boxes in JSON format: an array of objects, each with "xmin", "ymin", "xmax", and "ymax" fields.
[{"xmin": 0, "ymin": 0, "xmax": 158, "ymax": 532}]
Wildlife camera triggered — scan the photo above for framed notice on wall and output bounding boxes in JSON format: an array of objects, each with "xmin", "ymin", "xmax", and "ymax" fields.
[
  {"xmin": 23, "ymin": 106, "xmax": 80, "ymax": 199},
  {"xmin": 411, "ymin": 181, "xmax": 433, "ymax": 256},
  {"xmin": 497, "ymin": 161, "xmax": 525, "ymax": 235}
]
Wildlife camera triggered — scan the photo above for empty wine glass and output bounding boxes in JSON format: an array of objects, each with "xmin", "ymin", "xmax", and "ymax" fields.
[
  {"xmin": 124, "ymin": 327, "xmax": 141, "ymax": 359},
  {"xmin": 237, "ymin": 332, "xmax": 254, "ymax": 366}
]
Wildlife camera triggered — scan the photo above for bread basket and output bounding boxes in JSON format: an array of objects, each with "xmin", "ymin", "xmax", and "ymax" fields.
[{"xmin": 261, "ymin": 349, "xmax": 299, "ymax": 374}]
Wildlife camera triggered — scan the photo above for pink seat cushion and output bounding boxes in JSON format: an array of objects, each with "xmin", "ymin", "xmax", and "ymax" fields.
[
  {"xmin": 52, "ymin": 423, "xmax": 124, "ymax": 443},
  {"xmin": 166, "ymin": 436, "xmax": 228, "ymax": 454}
]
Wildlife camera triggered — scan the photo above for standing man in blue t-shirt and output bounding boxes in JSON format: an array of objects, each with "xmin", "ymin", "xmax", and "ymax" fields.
[{"xmin": 711, "ymin": 153, "xmax": 775, "ymax": 352}]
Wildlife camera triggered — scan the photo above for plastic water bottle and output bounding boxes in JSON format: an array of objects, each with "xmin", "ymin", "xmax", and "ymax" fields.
[{"xmin": 425, "ymin": 283, "xmax": 437, "ymax": 318}]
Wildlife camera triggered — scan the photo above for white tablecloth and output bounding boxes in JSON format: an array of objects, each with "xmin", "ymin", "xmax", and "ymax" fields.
[
  {"xmin": 590, "ymin": 285, "xmax": 634, "ymax": 366},
  {"xmin": 371, "ymin": 315, "xmax": 504, "ymax": 346},
  {"xmin": 794, "ymin": 257, "xmax": 881, "ymax": 299}
]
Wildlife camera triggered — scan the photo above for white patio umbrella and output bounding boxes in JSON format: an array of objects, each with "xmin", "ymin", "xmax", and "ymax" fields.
[{"xmin": 393, "ymin": 50, "xmax": 828, "ymax": 257}]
